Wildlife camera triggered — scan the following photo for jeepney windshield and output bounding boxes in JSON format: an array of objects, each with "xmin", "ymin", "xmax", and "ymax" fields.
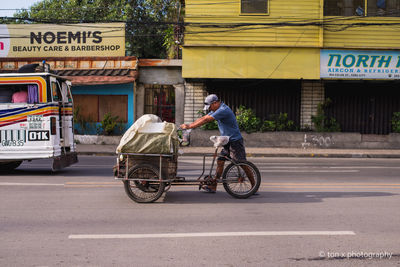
[
  {"xmin": 51, "ymin": 81, "xmax": 62, "ymax": 102},
  {"xmin": 66, "ymin": 84, "xmax": 73, "ymax": 103}
]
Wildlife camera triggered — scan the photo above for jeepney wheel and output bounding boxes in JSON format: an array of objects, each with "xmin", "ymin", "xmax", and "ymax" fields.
[
  {"xmin": 222, "ymin": 161, "xmax": 261, "ymax": 199},
  {"xmin": 123, "ymin": 163, "xmax": 166, "ymax": 203},
  {"xmin": 0, "ymin": 161, "xmax": 22, "ymax": 172}
]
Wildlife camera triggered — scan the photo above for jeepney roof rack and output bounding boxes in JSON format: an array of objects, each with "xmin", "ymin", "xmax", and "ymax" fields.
[{"xmin": 18, "ymin": 61, "xmax": 53, "ymax": 74}]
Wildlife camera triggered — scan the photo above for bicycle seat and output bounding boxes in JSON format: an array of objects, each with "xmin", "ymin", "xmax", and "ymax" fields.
[{"xmin": 210, "ymin": 136, "xmax": 229, "ymax": 148}]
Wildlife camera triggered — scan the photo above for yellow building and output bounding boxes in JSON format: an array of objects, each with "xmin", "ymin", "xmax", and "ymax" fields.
[{"xmin": 182, "ymin": 0, "xmax": 400, "ymax": 134}]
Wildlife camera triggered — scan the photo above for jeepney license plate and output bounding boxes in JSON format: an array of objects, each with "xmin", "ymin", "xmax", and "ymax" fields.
[{"xmin": 0, "ymin": 130, "xmax": 26, "ymax": 146}]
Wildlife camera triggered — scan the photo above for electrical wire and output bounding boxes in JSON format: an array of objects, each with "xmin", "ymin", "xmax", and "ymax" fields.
[{"xmin": 0, "ymin": 2, "xmax": 399, "ymax": 39}]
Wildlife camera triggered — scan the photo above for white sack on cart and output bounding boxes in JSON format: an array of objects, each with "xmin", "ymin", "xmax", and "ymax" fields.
[{"xmin": 116, "ymin": 114, "xmax": 179, "ymax": 155}]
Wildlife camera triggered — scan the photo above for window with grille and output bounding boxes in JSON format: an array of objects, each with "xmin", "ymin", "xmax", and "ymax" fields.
[
  {"xmin": 324, "ymin": 0, "xmax": 400, "ymax": 16},
  {"xmin": 324, "ymin": 0, "xmax": 365, "ymax": 16},
  {"xmin": 144, "ymin": 85, "xmax": 175, "ymax": 123},
  {"xmin": 367, "ymin": 0, "xmax": 400, "ymax": 17},
  {"xmin": 241, "ymin": 0, "xmax": 268, "ymax": 14}
]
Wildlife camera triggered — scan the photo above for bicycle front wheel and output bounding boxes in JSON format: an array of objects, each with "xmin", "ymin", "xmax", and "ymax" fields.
[
  {"xmin": 123, "ymin": 164, "xmax": 165, "ymax": 203},
  {"xmin": 222, "ymin": 161, "xmax": 261, "ymax": 199}
]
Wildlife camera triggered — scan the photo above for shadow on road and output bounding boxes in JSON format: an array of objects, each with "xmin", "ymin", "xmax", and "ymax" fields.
[{"xmin": 162, "ymin": 190, "xmax": 397, "ymax": 204}]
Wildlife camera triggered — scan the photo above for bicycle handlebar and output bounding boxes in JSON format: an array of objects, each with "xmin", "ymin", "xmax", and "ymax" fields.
[{"xmin": 177, "ymin": 128, "xmax": 192, "ymax": 147}]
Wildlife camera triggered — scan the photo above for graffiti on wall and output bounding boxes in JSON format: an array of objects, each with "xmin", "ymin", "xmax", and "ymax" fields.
[{"xmin": 302, "ymin": 134, "xmax": 334, "ymax": 149}]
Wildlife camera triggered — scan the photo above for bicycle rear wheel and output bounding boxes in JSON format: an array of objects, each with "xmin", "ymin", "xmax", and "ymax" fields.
[
  {"xmin": 123, "ymin": 164, "xmax": 165, "ymax": 203},
  {"xmin": 222, "ymin": 161, "xmax": 261, "ymax": 199}
]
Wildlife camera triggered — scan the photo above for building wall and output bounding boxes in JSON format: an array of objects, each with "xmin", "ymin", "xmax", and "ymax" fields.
[
  {"xmin": 185, "ymin": 0, "xmax": 322, "ymax": 48},
  {"xmin": 136, "ymin": 64, "xmax": 185, "ymax": 125},
  {"xmin": 135, "ymin": 83, "xmax": 145, "ymax": 120},
  {"xmin": 184, "ymin": 0, "xmax": 322, "ymax": 79},
  {"xmin": 183, "ymin": 47, "xmax": 320, "ymax": 79},
  {"xmin": 183, "ymin": 0, "xmax": 400, "ymax": 79},
  {"xmin": 324, "ymin": 17, "xmax": 400, "ymax": 49},
  {"xmin": 139, "ymin": 67, "xmax": 184, "ymax": 85},
  {"xmin": 182, "ymin": 0, "xmax": 400, "ymax": 134},
  {"xmin": 174, "ymin": 84, "xmax": 185, "ymax": 126},
  {"xmin": 185, "ymin": 0, "xmax": 400, "ymax": 50}
]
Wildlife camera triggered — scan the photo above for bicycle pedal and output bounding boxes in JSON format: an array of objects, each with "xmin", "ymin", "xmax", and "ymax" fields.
[{"xmin": 198, "ymin": 181, "xmax": 205, "ymax": 190}]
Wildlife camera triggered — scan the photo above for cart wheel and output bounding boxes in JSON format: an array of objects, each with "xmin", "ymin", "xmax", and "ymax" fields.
[
  {"xmin": 222, "ymin": 161, "xmax": 261, "ymax": 199},
  {"xmin": 123, "ymin": 164, "xmax": 166, "ymax": 203}
]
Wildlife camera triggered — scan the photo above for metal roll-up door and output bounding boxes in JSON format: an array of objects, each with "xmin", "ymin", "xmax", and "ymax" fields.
[
  {"xmin": 206, "ymin": 79, "xmax": 301, "ymax": 126},
  {"xmin": 325, "ymin": 81, "xmax": 400, "ymax": 134}
]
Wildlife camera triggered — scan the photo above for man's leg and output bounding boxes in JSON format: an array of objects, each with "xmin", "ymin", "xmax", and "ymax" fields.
[
  {"xmin": 241, "ymin": 165, "xmax": 256, "ymax": 187},
  {"xmin": 231, "ymin": 139, "xmax": 256, "ymax": 188},
  {"xmin": 205, "ymin": 146, "xmax": 229, "ymax": 192},
  {"xmin": 206, "ymin": 159, "xmax": 224, "ymax": 192},
  {"xmin": 216, "ymin": 159, "xmax": 225, "ymax": 179}
]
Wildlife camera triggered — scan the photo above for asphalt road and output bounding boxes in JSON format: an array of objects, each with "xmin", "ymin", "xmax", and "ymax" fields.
[{"xmin": 1, "ymin": 156, "xmax": 400, "ymax": 266}]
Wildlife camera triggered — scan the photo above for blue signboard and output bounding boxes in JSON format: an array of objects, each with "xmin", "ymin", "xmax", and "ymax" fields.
[{"xmin": 321, "ymin": 50, "xmax": 400, "ymax": 80}]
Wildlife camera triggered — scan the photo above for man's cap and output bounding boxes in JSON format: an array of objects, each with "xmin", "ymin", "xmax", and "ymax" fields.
[{"xmin": 203, "ymin": 94, "xmax": 219, "ymax": 111}]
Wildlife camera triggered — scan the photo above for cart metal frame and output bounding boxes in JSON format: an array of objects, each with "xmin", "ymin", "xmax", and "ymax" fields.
[{"xmin": 114, "ymin": 146, "xmax": 228, "ymax": 185}]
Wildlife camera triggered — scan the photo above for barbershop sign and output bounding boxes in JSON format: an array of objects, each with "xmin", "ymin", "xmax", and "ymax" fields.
[
  {"xmin": 321, "ymin": 50, "xmax": 400, "ymax": 80},
  {"xmin": 0, "ymin": 23, "xmax": 125, "ymax": 58}
]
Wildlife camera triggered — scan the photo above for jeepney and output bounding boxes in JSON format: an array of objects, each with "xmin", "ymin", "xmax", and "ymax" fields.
[{"xmin": 0, "ymin": 64, "xmax": 78, "ymax": 171}]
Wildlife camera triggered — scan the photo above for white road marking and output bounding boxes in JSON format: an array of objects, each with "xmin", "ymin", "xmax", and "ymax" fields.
[
  {"xmin": 22, "ymin": 164, "xmax": 110, "ymax": 168},
  {"xmin": 329, "ymin": 166, "xmax": 400, "ymax": 169},
  {"xmin": 259, "ymin": 166, "xmax": 397, "ymax": 170},
  {"xmin": 68, "ymin": 231, "xmax": 355, "ymax": 239},
  {"xmin": 259, "ymin": 170, "xmax": 359, "ymax": 173},
  {"xmin": 0, "ymin": 182, "xmax": 64, "ymax": 186}
]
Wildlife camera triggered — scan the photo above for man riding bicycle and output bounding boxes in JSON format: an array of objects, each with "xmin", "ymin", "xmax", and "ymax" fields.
[{"xmin": 180, "ymin": 94, "xmax": 255, "ymax": 193}]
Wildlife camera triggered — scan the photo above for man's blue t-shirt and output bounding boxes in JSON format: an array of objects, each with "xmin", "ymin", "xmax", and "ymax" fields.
[{"xmin": 209, "ymin": 102, "xmax": 242, "ymax": 141}]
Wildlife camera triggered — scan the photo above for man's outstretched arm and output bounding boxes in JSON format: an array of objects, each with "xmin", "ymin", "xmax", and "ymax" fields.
[{"xmin": 180, "ymin": 115, "xmax": 214, "ymax": 129}]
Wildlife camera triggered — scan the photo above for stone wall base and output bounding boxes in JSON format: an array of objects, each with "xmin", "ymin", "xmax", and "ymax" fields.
[
  {"xmin": 75, "ymin": 135, "xmax": 121, "ymax": 145},
  {"xmin": 189, "ymin": 130, "xmax": 400, "ymax": 149}
]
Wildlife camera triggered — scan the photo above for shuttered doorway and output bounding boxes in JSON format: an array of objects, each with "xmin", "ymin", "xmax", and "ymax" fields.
[
  {"xmin": 206, "ymin": 79, "xmax": 301, "ymax": 126},
  {"xmin": 325, "ymin": 81, "xmax": 400, "ymax": 134}
]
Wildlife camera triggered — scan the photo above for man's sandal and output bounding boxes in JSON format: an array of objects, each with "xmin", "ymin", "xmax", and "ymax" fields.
[{"xmin": 201, "ymin": 185, "xmax": 216, "ymax": 193}]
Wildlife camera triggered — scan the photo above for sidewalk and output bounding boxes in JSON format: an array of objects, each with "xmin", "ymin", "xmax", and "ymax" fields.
[{"xmin": 76, "ymin": 144, "xmax": 400, "ymax": 158}]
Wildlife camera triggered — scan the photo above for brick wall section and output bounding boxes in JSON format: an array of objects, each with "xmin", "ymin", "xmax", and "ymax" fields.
[
  {"xmin": 184, "ymin": 82, "xmax": 207, "ymax": 124},
  {"xmin": 301, "ymin": 80, "xmax": 325, "ymax": 129}
]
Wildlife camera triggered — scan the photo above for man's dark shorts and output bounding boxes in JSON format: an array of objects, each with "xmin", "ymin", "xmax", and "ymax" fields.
[{"xmin": 218, "ymin": 138, "xmax": 246, "ymax": 162}]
